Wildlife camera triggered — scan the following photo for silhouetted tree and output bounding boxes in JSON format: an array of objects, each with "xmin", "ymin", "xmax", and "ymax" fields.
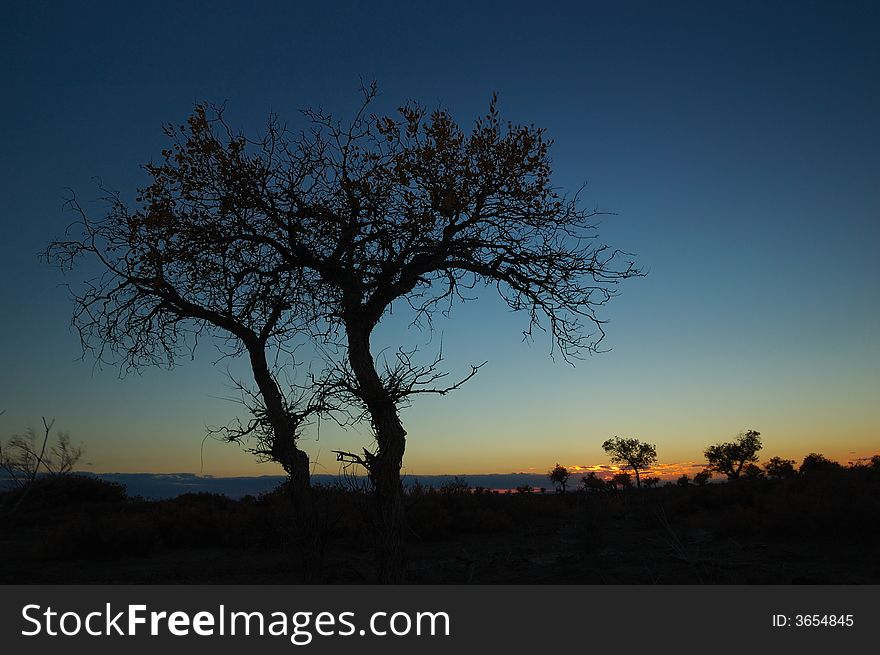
[
  {"xmin": 611, "ymin": 471, "xmax": 633, "ymax": 490},
  {"xmin": 601, "ymin": 437, "xmax": 657, "ymax": 488},
  {"xmin": 693, "ymin": 469, "xmax": 712, "ymax": 486},
  {"xmin": 742, "ymin": 462, "xmax": 765, "ymax": 480},
  {"xmin": 581, "ymin": 471, "xmax": 606, "ymax": 492},
  {"xmin": 676, "ymin": 474, "xmax": 690, "ymax": 486},
  {"xmin": 439, "ymin": 476, "xmax": 471, "ymax": 495},
  {"xmin": 47, "ymin": 86, "xmax": 640, "ymax": 582},
  {"xmin": 871, "ymin": 455, "xmax": 880, "ymax": 469},
  {"xmin": 549, "ymin": 464, "xmax": 571, "ymax": 493},
  {"xmin": 0, "ymin": 417, "xmax": 84, "ymax": 516},
  {"xmin": 0, "ymin": 419, "xmax": 83, "ymax": 487},
  {"xmin": 46, "ymin": 149, "xmax": 330, "ymax": 576},
  {"xmin": 799, "ymin": 453, "xmax": 841, "ymax": 476},
  {"xmin": 642, "ymin": 475, "xmax": 660, "ymax": 488},
  {"xmin": 764, "ymin": 456, "xmax": 796, "ymax": 480},
  {"xmin": 703, "ymin": 429, "xmax": 762, "ymax": 480}
]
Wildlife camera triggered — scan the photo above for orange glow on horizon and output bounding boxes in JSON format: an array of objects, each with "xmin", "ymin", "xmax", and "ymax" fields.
[{"xmin": 541, "ymin": 461, "xmax": 706, "ymax": 481}]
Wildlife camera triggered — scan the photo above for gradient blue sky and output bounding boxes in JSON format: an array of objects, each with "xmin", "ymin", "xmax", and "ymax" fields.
[{"xmin": 1, "ymin": 0, "xmax": 877, "ymax": 476}]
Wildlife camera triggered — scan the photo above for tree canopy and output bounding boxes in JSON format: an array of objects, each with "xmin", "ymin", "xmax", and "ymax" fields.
[
  {"xmin": 47, "ymin": 85, "xmax": 642, "ymax": 581},
  {"xmin": 548, "ymin": 463, "xmax": 571, "ymax": 493},
  {"xmin": 703, "ymin": 430, "xmax": 762, "ymax": 480},
  {"xmin": 799, "ymin": 453, "xmax": 841, "ymax": 476},
  {"xmin": 601, "ymin": 436, "xmax": 657, "ymax": 487},
  {"xmin": 764, "ymin": 456, "xmax": 796, "ymax": 479}
]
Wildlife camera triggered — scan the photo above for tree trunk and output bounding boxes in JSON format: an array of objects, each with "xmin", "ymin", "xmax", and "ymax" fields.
[
  {"xmin": 367, "ymin": 404, "xmax": 407, "ymax": 583},
  {"xmin": 345, "ymin": 322, "xmax": 407, "ymax": 583},
  {"xmin": 247, "ymin": 343, "xmax": 321, "ymax": 582},
  {"xmin": 285, "ymin": 447, "xmax": 322, "ymax": 583},
  {"xmin": 635, "ymin": 468, "xmax": 641, "ymax": 488}
]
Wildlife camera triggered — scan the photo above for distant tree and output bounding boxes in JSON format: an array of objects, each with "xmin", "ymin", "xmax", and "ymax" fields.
[
  {"xmin": 548, "ymin": 464, "xmax": 571, "ymax": 493},
  {"xmin": 406, "ymin": 480, "xmax": 427, "ymax": 497},
  {"xmin": 799, "ymin": 453, "xmax": 841, "ymax": 476},
  {"xmin": 601, "ymin": 437, "xmax": 658, "ymax": 488},
  {"xmin": 0, "ymin": 417, "xmax": 84, "ymax": 516},
  {"xmin": 515, "ymin": 484, "xmax": 533, "ymax": 494},
  {"xmin": 0, "ymin": 419, "xmax": 83, "ymax": 488},
  {"xmin": 742, "ymin": 462, "xmax": 765, "ymax": 480},
  {"xmin": 764, "ymin": 456, "xmax": 796, "ymax": 480},
  {"xmin": 693, "ymin": 469, "xmax": 712, "ymax": 486},
  {"xmin": 439, "ymin": 476, "xmax": 471, "ymax": 495},
  {"xmin": 642, "ymin": 475, "xmax": 661, "ymax": 488},
  {"xmin": 703, "ymin": 429, "xmax": 762, "ymax": 480},
  {"xmin": 677, "ymin": 474, "xmax": 690, "ymax": 486},
  {"xmin": 611, "ymin": 472, "xmax": 633, "ymax": 490},
  {"xmin": 871, "ymin": 455, "xmax": 880, "ymax": 469},
  {"xmin": 581, "ymin": 471, "xmax": 606, "ymax": 492},
  {"xmin": 47, "ymin": 87, "xmax": 641, "ymax": 582}
]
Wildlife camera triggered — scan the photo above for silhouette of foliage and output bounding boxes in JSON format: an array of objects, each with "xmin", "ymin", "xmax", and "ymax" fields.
[
  {"xmin": 742, "ymin": 463, "xmax": 765, "ymax": 480},
  {"xmin": 1, "ymin": 420, "xmax": 82, "ymax": 487},
  {"xmin": 439, "ymin": 476, "xmax": 471, "ymax": 495},
  {"xmin": 3, "ymin": 458, "xmax": 879, "ymax": 584},
  {"xmin": 548, "ymin": 464, "xmax": 571, "ymax": 493},
  {"xmin": 642, "ymin": 475, "xmax": 661, "ymax": 488},
  {"xmin": 764, "ymin": 456, "xmax": 796, "ymax": 480},
  {"xmin": 611, "ymin": 472, "xmax": 633, "ymax": 490},
  {"xmin": 799, "ymin": 453, "xmax": 841, "ymax": 476},
  {"xmin": 676, "ymin": 474, "xmax": 690, "ymax": 486},
  {"xmin": 601, "ymin": 437, "xmax": 657, "ymax": 488},
  {"xmin": 3, "ymin": 475, "xmax": 126, "ymax": 513},
  {"xmin": 693, "ymin": 469, "xmax": 712, "ymax": 486},
  {"xmin": 704, "ymin": 429, "xmax": 762, "ymax": 480},
  {"xmin": 1, "ymin": 418, "xmax": 85, "ymax": 517},
  {"xmin": 581, "ymin": 471, "xmax": 606, "ymax": 492},
  {"xmin": 46, "ymin": 85, "xmax": 642, "ymax": 583}
]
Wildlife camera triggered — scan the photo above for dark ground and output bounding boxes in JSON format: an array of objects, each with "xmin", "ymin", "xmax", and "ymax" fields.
[{"xmin": 1, "ymin": 465, "xmax": 878, "ymax": 584}]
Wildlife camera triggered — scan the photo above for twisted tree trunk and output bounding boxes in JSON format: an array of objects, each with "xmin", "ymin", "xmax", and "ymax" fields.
[
  {"xmin": 247, "ymin": 344, "xmax": 321, "ymax": 582},
  {"xmin": 345, "ymin": 322, "xmax": 407, "ymax": 583}
]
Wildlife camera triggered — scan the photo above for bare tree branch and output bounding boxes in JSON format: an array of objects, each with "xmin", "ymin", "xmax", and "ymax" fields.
[{"xmin": 45, "ymin": 86, "xmax": 642, "ymax": 582}]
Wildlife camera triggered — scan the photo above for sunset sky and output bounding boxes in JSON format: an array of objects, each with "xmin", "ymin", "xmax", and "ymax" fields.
[{"xmin": 1, "ymin": 1, "xmax": 877, "ymax": 478}]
